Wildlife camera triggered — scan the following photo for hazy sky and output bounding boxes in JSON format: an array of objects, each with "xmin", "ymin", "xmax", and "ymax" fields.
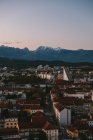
[{"xmin": 0, "ymin": 0, "xmax": 93, "ymax": 50}]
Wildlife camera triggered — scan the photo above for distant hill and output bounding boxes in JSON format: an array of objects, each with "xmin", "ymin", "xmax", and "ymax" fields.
[
  {"xmin": 0, "ymin": 45, "xmax": 93, "ymax": 62},
  {"xmin": 0, "ymin": 57, "xmax": 93, "ymax": 69}
]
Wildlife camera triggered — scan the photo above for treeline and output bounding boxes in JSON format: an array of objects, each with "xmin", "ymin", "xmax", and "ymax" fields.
[
  {"xmin": 4, "ymin": 75, "xmax": 46, "ymax": 85},
  {"xmin": 0, "ymin": 57, "xmax": 93, "ymax": 69}
]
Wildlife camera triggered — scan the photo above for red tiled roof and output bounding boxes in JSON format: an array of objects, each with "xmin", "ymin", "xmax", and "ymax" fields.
[
  {"xmin": 53, "ymin": 96, "xmax": 84, "ymax": 106},
  {"xmin": 43, "ymin": 121, "xmax": 57, "ymax": 130},
  {"xmin": 87, "ymin": 119, "xmax": 93, "ymax": 121},
  {"xmin": 0, "ymin": 101, "xmax": 13, "ymax": 108},
  {"xmin": 19, "ymin": 111, "xmax": 57, "ymax": 131},
  {"xmin": 68, "ymin": 127, "xmax": 78, "ymax": 132},
  {"xmin": 20, "ymin": 104, "xmax": 42, "ymax": 110},
  {"xmin": 7, "ymin": 138, "xmax": 22, "ymax": 140},
  {"xmin": 54, "ymin": 103, "xmax": 64, "ymax": 112},
  {"xmin": 31, "ymin": 112, "xmax": 47, "ymax": 128},
  {"xmin": 19, "ymin": 121, "xmax": 32, "ymax": 129},
  {"xmin": 0, "ymin": 128, "xmax": 18, "ymax": 135},
  {"xmin": 19, "ymin": 112, "xmax": 46, "ymax": 130},
  {"xmin": 16, "ymin": 99, "xmax": 40, "ymax": 105}
]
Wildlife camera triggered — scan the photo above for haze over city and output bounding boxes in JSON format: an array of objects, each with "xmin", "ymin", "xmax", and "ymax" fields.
[{"xmin": 0, "ymin": 0, "xmax": 93, "ymax": 50}]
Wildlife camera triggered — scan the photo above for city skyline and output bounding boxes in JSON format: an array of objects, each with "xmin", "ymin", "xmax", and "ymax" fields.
[{"xmin": 0, "ymin": 0, "xmax": 93, "ymax": 50}]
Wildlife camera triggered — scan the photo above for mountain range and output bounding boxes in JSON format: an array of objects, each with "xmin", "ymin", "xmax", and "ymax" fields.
[{"xmin": 0, "ymin": 45, "xmax": 93, "ymax": 62}]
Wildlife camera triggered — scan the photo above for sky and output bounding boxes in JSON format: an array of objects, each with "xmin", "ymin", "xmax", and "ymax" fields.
[{"xmin": 0, "ymin": 0, "xmax": 93, "ymax": 50}]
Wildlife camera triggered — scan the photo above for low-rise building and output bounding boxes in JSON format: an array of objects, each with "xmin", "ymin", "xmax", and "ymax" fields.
[
  {"xmin": 4, "ymin": 117, "xmax": 18, "ymax": 128},
  {"xmin": 87, "ymin": 119, "xmax": 93, "ymax": 127},
  {"xmin": 43, "ymin": 121, "xmax": 58, "ymax": 140},
  {"xmin": 54, "ymin": 103, "xmax": 71, "ymax": 126}
]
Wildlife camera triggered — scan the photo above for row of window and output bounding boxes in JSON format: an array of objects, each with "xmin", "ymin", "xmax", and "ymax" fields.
[
  {"xmin": 88, "ymin": 121, "xmax": 93, "ymax": 124},
  {"xmin": 5, "ymin": 126, "xmax": 17, "ymax": 128},
  {"xmin": 6, "ymin": 122, "xmax": 17, "ymax": 125},
  {"xmin": 5, "ymin": 119, "xmax": 17, "ymax": 122}
]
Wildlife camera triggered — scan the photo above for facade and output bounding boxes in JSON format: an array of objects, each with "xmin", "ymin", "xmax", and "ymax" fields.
[
  {"xmin": 43, "ymin": 121, "xmax": 58, "ymax": 140},
  {"xmin": 63, "ymin": 67, "xmax": 69, "ymax": 81},
  {"xmin": 0, "ymin": 128, "xmax": 20, "ymax": 140},
  {"xmin": 87, "ymin": 120, "xmax": 93, "ymax": 127},
  {"xmin": 67, "ymin": 127, "xmax": 79, "ymax": 138},
  {"xmin": 54, "ymin": 104, "xmax": 71, "ymax": 126},
  {"xmin": 4, "ymin": 118, "xmax": 18, "ymax": 128}
]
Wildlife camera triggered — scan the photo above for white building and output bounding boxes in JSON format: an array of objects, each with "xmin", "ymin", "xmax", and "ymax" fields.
[
  {"xmin": 0, "ymin": 128, "xmax": 20, "ymax": 140},
  {"xmin": 63, "ymin": 67, "xmax": 69, "ymax": 81},
  {"xmin": 91, "ymin": 90, "xmax": 93, "ymax": 101},
  {"xmin": 87, "ymin": 119, "xmax": 93, "ymax": 127},
  {"xmin": 37, "ymin": 65, "xmax": 43, "ymax": 70},
  {"xmin": 64, "ymin": 92, "xmax": 85, "ymax": 99},
  {"xmin": 23, "ymin": 105, "xmax": 43, "ymax": 114},
  {"xmin": 54, "ymin": 104, "xmax": 71, "ymax": 126},
  {"xmin": 4, "ymin": 118, "xmax": 18, "ymax": 128},
  {"xmin": 38, "ymin": 72, "xmax": 54, "ymax": 80},
  {"xmin": 43, "ymin": 121, "xmax": 58, "ymax": 140}
]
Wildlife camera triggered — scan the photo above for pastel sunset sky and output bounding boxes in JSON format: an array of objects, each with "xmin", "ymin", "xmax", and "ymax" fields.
[{"xmin": 0, "ymin": 0, "xmax": 93, "ymax": 50}]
